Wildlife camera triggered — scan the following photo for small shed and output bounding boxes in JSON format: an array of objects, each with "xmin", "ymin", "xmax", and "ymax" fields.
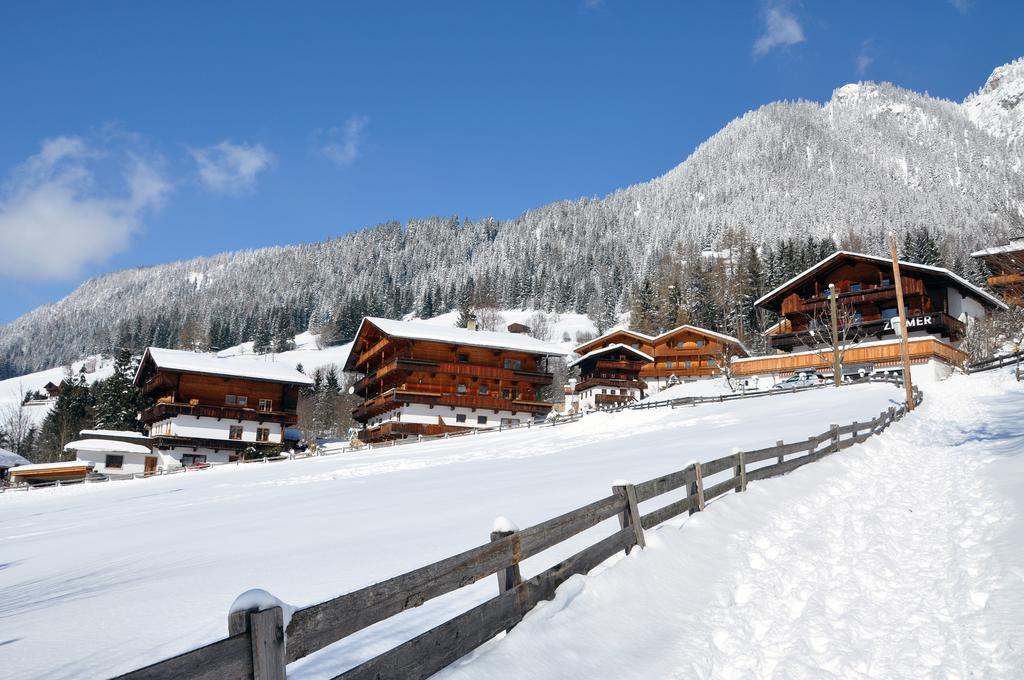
[
  {"xmin": 506, "ymin": 322, "xmax": 531, "ymax": 334},
  {"xmin": 64, "ymin": 439, "xmax": 158, "ymax": 477},
  {"xmin": 9, "ymin": 460, "xmax": 95, "ymax": 486}
]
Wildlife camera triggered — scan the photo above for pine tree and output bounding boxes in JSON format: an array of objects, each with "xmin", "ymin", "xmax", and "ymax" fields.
[
  {"xmin": 629, "ymin": 277, "xmax": 658, "ymax": 334},
  {"xmin": 253, "ymin": 318, "xmax": 273, "ymax": 354},
  {"xmin": 94, "ymin": 349, "xmax": 149, "ymax": 432},
  {"xmin": 37, "ymin": 372, "xmax": 95, "ymax": 462}
]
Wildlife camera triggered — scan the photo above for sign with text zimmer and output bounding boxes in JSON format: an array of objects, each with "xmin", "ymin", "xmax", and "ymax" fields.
[{"xmin": 882, "ymin": 314, "xmax": 939, "ymax": 335}]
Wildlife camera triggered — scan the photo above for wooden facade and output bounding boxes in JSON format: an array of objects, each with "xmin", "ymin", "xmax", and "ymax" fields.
[
  {"xmin": 732, "ymin": 337, "xmax": 967, "ymax": 377},
  {"xmin": 756, "ymin": 252, "xmax": 1005, "ymax": 354},
  {"xmin": 134, "ymin": 348, "xmax": 309, "ymax": 459},
  {"xmin": 345, "ymin": 318, "xmax": 565, "ymax": 442},
  {"xmin": 573, "ymin": 325, "xmax": 748, "ymax": 389},
  {"xmin": 972, "ymin": 238, "xmax": 1024, "ymax": 307},
  {"xmin": 567, "ymin": 344, "xmax": 650, "ymax": 410}
]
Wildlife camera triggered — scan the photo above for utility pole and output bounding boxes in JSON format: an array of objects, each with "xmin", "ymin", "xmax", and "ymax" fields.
[
  {"xmin": 889, "ymin": 233, "xmax": 915, "ymax": 410},
  {"xmin": 828, "ymin": 282, "xmax": 841, "ymax": 387}
]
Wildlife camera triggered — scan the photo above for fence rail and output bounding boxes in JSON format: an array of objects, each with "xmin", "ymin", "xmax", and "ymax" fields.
[
  {"xmin": 113, "ymin": 380, "xmax": 922, "ymax": 680},
  {"xmin": 966, "ymin": 351, "xmax": 1021, "ymax": 375}
]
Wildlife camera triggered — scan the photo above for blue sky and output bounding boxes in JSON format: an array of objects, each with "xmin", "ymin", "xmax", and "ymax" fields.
[{"xmin": 1, "ymin": 0, "xmax": 1021, "ymax": 323}]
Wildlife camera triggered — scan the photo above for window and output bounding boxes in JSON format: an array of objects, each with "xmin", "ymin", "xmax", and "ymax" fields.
[
  {"xmin": 456, "ymin": 413, "xmax": 467, "ymax": 423},
  {"xmin": 457, "ymin": 383, "xmax": 467, "ymax": 394},
  {"xmin": 182, "ymin": 454, "xmax": 206, "ymax": 466},
  {"xmin": 229, "ymin": 425, "xmax": 243, "ymax": 440},
  {"xmin": 105, "ymin": 454, "xmax": 124, "ymax": 469},
  {"xmin": 707, "ymin": 359, "xmax": 715, "ymax": 367},
  {"xmin": 696, "ymin": 340, "xmax": 705, "ymax": 347},
  {"xmin": 457, "ymin": 353, "xmax": 469, "ymax": 363},
  {"xmin": 503, "ymin": 358, "xmax": 522, "ymax": 370},
  {"xmin": 850, "ymin": 283, "xmax": 861, "ymax": 292},
  {"xmin": 256, "ymin": 427, "xmax": 270, "ymax": 442},
  {"xmin": 881, "ymin": 278, "xmax": 891, "ymax": 286},
  {"xmin": 478, "ymin": 384, "xmax": 489, "ymax": 395},
  {"xmin": 477, "ymin": 415, "xmax": 487, "ymax": 425},
  {"xmin": 665, "ymin": 361, "xmax": 674, "ymax": 369},
  {"xmin": 881, "ymin": 307, "xmax": 899, "ymax": 320},
  {"xmin": 258, "ymin": 399, "xmax": 272, "ymax": 412},
  {"xmin": 501, "ymin": 388, "xmax": 512, "ymax": 400},
  {"xmin": 676, "ymin": 340, "xmax": 684, "ymax": 348},
  {"xmin": 225, "ymin": 394, "xmax": 237, "ymax": 405},
  {"xmin": 501, "ymin": 418, "xmax": 518, "ymax": 428},
  {"xmin": 631, "ymin": 343, "xmax": 639, "ymax": 349},
  {"xmin": 237, "ymin": 396, "xmax": 248, "ymax": 407},
  {"xmin": 684, "ymin": 360, "xmax": 692, "ymax": 369}
]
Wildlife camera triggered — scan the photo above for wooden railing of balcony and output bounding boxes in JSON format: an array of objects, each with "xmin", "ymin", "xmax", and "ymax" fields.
[
  {"xmin": 354, "ymin": 389, "xmax": 554, "ymax": 421},
  {"xmin": 781, "ymin": 278, "xmax": 925, "ymax": 316},
  {"xmin": 143, "ymin": 402, "xmax": 294, "ymax": 425},
  {"xmin": 575, "ymin": 377, "xmax": 647, "ymax": 393},
  {"xmin": 354, "ymin": 358, "xmax": 553, "ymax": 394},
  {"xmin": 768, "ymin": 311, "xmax": 965, "ymax": 350},
  {"xmin": 594, "ymin": 359, "xmax": 648, "ymax": 372},
  {"xmin": 987, "ymin": 273, "xmax": 1024, "ymax": 288},
  {"xmin": 732, "ymin": 337, "xmax": 966, "ymax": 377}
]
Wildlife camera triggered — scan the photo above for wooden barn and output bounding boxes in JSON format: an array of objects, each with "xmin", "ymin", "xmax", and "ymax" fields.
[
  {"xmin": 134, "ymin": 347, "xmax": 312, "ymax": 466},
  {"xmin": 344, "ymin": 317, "xmax": 567, "ymax": 442},
  {"xmin": 972, "ymin": 237, "xmax": 1024, "ymax": 307},
  {"xmin": 734, "ymin": 251, "xmax": 1006, "ymax": 379}
]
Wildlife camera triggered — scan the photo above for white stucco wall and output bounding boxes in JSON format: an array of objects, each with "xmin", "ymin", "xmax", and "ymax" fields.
[
  {"xmin": 75, "ymin": 450, "xmax": 157, "ymax": 476},
  {"xmin": 947, "ymin": 286, "xmax": 987, "ymax": 322},
  {"xmin": 159, "ymin": 446, "xmax": 236, "ymax": 468},
  {"xmin": 151, "ymin": 416, "xmax": 283, "ymax": 444},
  {"xmin": 366, "ymin": 403, "xmax": 530, "ymax": 430}
]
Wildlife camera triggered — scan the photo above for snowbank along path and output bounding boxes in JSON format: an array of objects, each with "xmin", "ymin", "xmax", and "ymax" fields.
[
  {"xmin": 437, "ymin": 370, "xmax": 1024, "ymax": 679},
  {"xmin": 0, "ymin": 383, "xmax": 901, "ymax": 679}
]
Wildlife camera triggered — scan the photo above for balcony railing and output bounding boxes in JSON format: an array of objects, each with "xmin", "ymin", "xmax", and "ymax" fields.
[
  {"xmin": 768, "ymin": 312, "xmax": 966, "ymax": 351},
  {"xmin": 353, "ymin": 388, "xmax": 554, "ymax": 421},
  {"xmin": 987, "ymin": 273, "xmax": 1024, "ymax": 288},
  {"xmin": 781, "ymin": 279, "xmax": 925, "ymax": 316},
  {"xmin": 354, "ymin": 357, "xmax": 553, "ymax": 394},
  {"xmin": 575, "ymin": 377, "xmax": 647, "ymax": 393},
  {"xmin": 594, "ymin": 359, "xmax": 648, "ymax": 372},
  {"xmin": 143, "ymin": 402, "xmax": 294, "ymax": 425}
]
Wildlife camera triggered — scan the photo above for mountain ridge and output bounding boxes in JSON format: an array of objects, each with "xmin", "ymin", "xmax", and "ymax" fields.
[{"xmin": 2, "ymin": 59, "xmax": 1022, "ymax": 378}]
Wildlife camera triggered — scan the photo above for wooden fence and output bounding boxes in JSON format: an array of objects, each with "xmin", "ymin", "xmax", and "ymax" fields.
[
  {"xmin": 966, "ymin": 351, "xmax": 1021, "ymax": 376},
  {"xmin": 113, "ymin": 382, "xmax": 922, "ymax": 680}
]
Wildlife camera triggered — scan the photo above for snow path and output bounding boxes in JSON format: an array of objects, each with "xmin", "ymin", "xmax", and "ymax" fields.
[{"xmin": 439, "ymin": 371, "xmax": 1024, "ymax": 679}]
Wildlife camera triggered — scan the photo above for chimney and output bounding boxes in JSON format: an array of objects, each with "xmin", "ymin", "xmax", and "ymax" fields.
[{"xmin": 466, "ymin": 314, "xmax": 478, "ymax": 331}]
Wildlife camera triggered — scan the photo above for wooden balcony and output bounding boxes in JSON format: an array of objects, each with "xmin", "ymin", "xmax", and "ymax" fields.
[
  {"xmin": 594, "ymin": 393, "xmax": 635, "ymax": 406},
  {"xmin": 575, "ymin": 377, "xmax": 647, "ymax": 393},
  {"xmin": 594, "ymin": 359, "xmax": 648, "ymax": 372},
  {"xmin": 149, "ymin": 433, "xmax": 280, "ymax": 453},
  {"xmin": 768, "ymin": 312, "xmax": 966, "ymax": 351},
  {"xmin": 781, "ymin": 279, "xmax": 925, "ymax": 316},
  {"xmin": 353, "ymin": 388, "xmax": 554, "ymax": 422},
  {"xmin": 142, "ymin": 401, "xmax": 294, "ymax": 426},
  {"xmin": 354, "ymin": 358, "xmax": 553, "ymax": 395},
  {"xmin": 733, "ymin": 337, "xmax": 966, "ymax": 377},
  {"xmin": 987, "ymin": 273, "xmax": 1024, "ymax": 288}
]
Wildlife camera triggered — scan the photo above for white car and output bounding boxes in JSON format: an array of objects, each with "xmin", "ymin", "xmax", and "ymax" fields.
[{"xmin": 772, "ymin": 373, "xmax": 820, "ymax": 389}]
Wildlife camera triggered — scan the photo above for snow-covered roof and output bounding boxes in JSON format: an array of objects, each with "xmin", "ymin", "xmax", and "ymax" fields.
[
  {"xmin": 567, "ymin": 343, "xmax": 654, "ymax": 369},
  {"xmin": 79, "ymin": 429, "xmax": 151, "ymax": 441},
  {"xmin": 64, "ymin": 439, "xmax": 153, "ymax": 455},
  {"xmin": 0, "ymin": 447, "xmax": 30, "ymax": 468},
  {"xmin": 653, "ymin": 324, "xmax": 750, "ymax": 356},
  {"xmin": 348, "ymin": 317, "xmax": 568, "ymax": 369},
  {"xmin": 754, "ymin": 251, "xmax": 1008, "ymax": 311},
  {"xmin": 573, "ymin": 327, "xmax": 655, "ymax": 355},
  {"xmin": 970, "ymin": 241, "xmax": 1024, "ymax": 258},
  {"xmin": 10, "ymin": 460, "xmax": 95, "ymax": 473},
  {"xmin": 136, "ymin": 347, "xmax": 314, "ymax": 386}
]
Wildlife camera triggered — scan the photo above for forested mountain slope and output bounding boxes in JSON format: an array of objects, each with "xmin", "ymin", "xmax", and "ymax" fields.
[{"xmin": 1, "ymin": 60, "xmax": 1022, "ymax": 377}]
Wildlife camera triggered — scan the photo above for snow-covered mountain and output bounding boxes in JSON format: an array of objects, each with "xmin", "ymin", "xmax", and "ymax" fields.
[{"xmin": 2, "ymin": 59, "xmax": 1023, "ymax": 377}]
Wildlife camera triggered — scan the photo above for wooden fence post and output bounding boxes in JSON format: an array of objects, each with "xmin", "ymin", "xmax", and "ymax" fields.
[
  {"xmin": 735, "ymin": 451, "xmax": 747, "ymax": 492},
  {"xmin": 830, "ymin": 423, "xmax": 839, "ymax": 453},
  {"xmin": 688, "ymin": 463, "xmax": 705, "ymax": 515},
  {"xmin": 776, "ymin": 440, "xmax": 784, "ymax": 465},
  {"xmin": 228, "ymin": 606, "xmax": 287, "ymax": 680},
  {"xmin": 489, "ymin": 524, "xmax": 522, "ymax": 595},
  {"xmin": 612, "ymin": 482, "xmax": 645, "ymax": 553}
]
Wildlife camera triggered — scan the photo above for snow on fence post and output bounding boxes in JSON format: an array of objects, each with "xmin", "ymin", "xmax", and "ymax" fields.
[
  {"xmin": 611, "ymin": 481, "xmax": 645, "ymax": 553},
  {"xmin": 688, "ymin": 463, "xmax": 705, "ymax": 516},
  {"xmin": 489, "ymin": 517, "xmax": 523, "ymax": 633},
  {"xmin": 228, "ymin": 593, "xmax": 288, "ymax": 680}
]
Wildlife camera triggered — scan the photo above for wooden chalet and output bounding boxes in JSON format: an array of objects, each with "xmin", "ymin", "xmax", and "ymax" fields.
[
  {"xmin": 8, "ymin": 460, "xmax": 95, "ymax": 486},
  {"xmin": 344, "ymin": 317, "xmax": 568, "ymax": 442},
  {"xmin": 734, "ymin": 251, "xmax": 1006, "ymax": 378},
  {"xmin": 134, "ymin": 347, "xmax": 313, "ymax": 466},
  {"xmin": 573, "ymin": 325, "xmax": 748, "ymax": 392},
  {"xmin": 972, "ymin": 237, "xmax": 1024, "ymax": 306},
  {"xmin": 566, "ymin": 344, "xmax": 651, "ymax": 411}
]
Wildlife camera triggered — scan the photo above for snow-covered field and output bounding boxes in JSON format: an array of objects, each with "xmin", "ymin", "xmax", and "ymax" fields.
[
  {"xmin": 0, "ymin": 382, "xmax": 899, "ymax": 679},
  {"xmin": 440, "ymin": 369, "xmax": 1024, "ymax": 679}
]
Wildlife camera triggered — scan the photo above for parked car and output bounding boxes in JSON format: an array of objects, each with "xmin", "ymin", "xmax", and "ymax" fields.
[{"xmin": 772, "ymin": 372, "xmax": 821, "ymax": 389}]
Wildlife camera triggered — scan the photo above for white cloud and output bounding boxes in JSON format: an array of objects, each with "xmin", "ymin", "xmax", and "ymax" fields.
[
  {"xmin": 0, "ymin": 136, "xmax": 170, "ymax": 281},
  {"xmin": 855, "ymin": 40, "xmax": 874, "ymax": 77},
  {"xmin": 190, "ymin": 140, "xmax": 273, "ymax": 194},
  {"xmin": 949, "ymin": 0, "xmax": 972, "ymax": 12},
  {"xmin": 753, "ymin": 3, "xmax": 805, "ymax": 57},
  {"xmin": 319, "ymin": 115, "xmax": 369, "ymax": 166}
]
